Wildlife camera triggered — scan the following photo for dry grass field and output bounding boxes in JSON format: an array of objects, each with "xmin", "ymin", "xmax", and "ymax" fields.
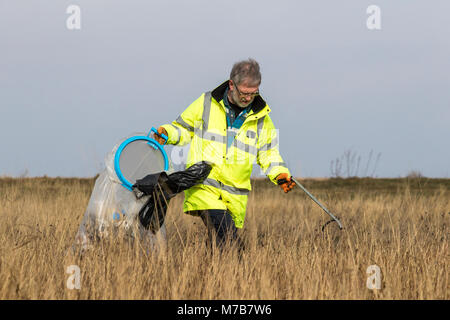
[{"xmin": 0, "ymin": 176, "xmax": 448, "ymax": 300}]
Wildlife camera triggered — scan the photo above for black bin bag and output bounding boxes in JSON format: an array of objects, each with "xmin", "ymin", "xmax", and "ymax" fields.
[{"xmin": 133, "ymin": 161, "xmax": 212, "ymax": 233}]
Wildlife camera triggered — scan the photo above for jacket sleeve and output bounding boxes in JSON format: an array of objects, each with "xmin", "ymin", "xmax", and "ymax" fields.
[
  {"xmin": 256, "ymin": 115, "xmax": 291, "ymax": 184},
  {"xmin": 160, "ymin": 93, "xmax": 205, "ymax": 146}
]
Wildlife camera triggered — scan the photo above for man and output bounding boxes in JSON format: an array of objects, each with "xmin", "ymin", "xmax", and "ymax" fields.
[{"xmin": 154, "ymin": 58, "xmax": 295, "ymax": 249}]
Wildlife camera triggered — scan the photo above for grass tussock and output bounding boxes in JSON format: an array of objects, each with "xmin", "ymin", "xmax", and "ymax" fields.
[{"xmin": 0, "ymin": 177, "xmax": 448, "ymax": 299}]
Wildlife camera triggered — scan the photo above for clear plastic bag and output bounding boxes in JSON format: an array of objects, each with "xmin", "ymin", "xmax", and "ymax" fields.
[{"xmin": 73, "ymin": 133, "xmax": 172, "ymax": 253}]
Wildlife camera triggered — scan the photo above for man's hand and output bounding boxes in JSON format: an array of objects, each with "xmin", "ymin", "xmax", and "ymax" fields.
[
  {"xmin": 153, "ymin": 126, "xmax": 168, "ymax": 145},
  {"xmin": 276, "ymin": 173, "xmax": 295, "ymax": 193}
]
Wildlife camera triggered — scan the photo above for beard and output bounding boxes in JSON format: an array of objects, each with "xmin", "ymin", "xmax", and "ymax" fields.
[{"xmin": 230, "ymin": 89, "xmax": 253, "ymax": 108}]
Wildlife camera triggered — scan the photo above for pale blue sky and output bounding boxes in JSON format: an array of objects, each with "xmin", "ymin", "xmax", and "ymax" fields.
[{"xmin": 1, "ymin": 0, "xmax": 449, "ymax": 178}]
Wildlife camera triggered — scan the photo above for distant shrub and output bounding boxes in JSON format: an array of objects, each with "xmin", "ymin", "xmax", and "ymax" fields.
[
  {"xmin": 330, "ymin": 149, "xmax": 381, "ymax": 178},
  {"xmin": 406, "ymin": 170, "xmax": 424, "ymax": 178}
]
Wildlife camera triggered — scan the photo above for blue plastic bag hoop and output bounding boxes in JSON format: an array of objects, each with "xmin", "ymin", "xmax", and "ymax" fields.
[{"xmin": 114, "ymin": 129, "xmax": 169, "ymax": 191}]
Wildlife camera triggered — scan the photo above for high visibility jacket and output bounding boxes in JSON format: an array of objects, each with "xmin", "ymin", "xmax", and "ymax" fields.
[{"xmin": 162, "ymin": 81, "xmax": 291, "ymax": 228}]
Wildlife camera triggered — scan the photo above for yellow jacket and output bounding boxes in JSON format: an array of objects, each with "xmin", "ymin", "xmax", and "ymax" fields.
[{"xmin": 162, "ymin": 81, "xmax": 290, "ymax": 228}]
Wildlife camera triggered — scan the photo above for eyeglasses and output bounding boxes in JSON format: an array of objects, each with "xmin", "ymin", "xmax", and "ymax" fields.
[{"xmin": 233, "ymin": 83, "xmax": 259, "ymax": 98}]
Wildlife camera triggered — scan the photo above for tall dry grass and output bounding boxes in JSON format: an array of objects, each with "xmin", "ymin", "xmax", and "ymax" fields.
[{"xmin": 0, "ymin": 177, "xmax": 448, "ymax": 299}]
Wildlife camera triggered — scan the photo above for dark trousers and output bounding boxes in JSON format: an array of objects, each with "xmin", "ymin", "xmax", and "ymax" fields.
[{"xmin": 199, "ymin": 209, "xmax": 243, "ymax": 250}]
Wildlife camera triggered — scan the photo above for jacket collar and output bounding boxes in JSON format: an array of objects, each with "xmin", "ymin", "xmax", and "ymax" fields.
[{"xmin": 211, "ymin": 80, "xmax": 268, "ymax": 115}]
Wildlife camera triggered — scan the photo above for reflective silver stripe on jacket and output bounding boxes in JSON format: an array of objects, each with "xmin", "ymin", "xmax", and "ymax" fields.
[
  {"xmin": 246, "ymin": 130, "xmax": 256, "ymax": 139},
  {"xmin": 198, "ymin": 130, "xmax": 227, "ymax": 144},
  {"xmin": 232, "ymin": 139, "xmax": 258, "ymax": 156},
  {"xmin": 176, "ymin": 116, "xmax": 194, "ymax": 132},
  {"xmin": 202, "ymin": 178, "xmax": 250, "ymax": 195},
  {"xmin": 202, "ymin": 91, "xmax": 212, "ymax": 131},
  {"xmin": 200, "ymin": 92, "xmax": 229, "ymax": 144},
  {"xmin": 170, "ymin": 124, "xmax": 182, "ymax": 144},
  {"xmin": 195, "ymin": 130, "xmax": 257, "ymax": 156},
  {"xmin": 256, "ymin": 116, "xmax": 265, "ymax": 138},
  {"xmin": 258, "ymin": 136, "xmax": 279, "ymax": 152},
  {"xmin": 265, "ymin": 162, "xmax": 287, "ymax": 174}
]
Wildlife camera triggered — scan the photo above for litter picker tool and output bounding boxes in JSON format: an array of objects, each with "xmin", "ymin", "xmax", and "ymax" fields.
[{"xmin": 277, "ymin": 176, "xmax": 344, "ymax": 231}]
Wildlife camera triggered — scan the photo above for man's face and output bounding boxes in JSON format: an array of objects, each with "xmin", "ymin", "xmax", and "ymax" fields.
[{"xmin": 229, "ymin": 79, "xmax": 260, "ymax": 108}]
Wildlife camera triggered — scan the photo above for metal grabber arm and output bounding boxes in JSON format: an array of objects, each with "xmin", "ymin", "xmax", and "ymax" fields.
[{"xmin": 277, "ymin": 176, "xmax": 344, "ymax": 231}]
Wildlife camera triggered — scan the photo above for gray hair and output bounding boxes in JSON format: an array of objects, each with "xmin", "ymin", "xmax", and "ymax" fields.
[{"xmin": 230, "ymin": 58, "xmax": 261, "ymax": 86}]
